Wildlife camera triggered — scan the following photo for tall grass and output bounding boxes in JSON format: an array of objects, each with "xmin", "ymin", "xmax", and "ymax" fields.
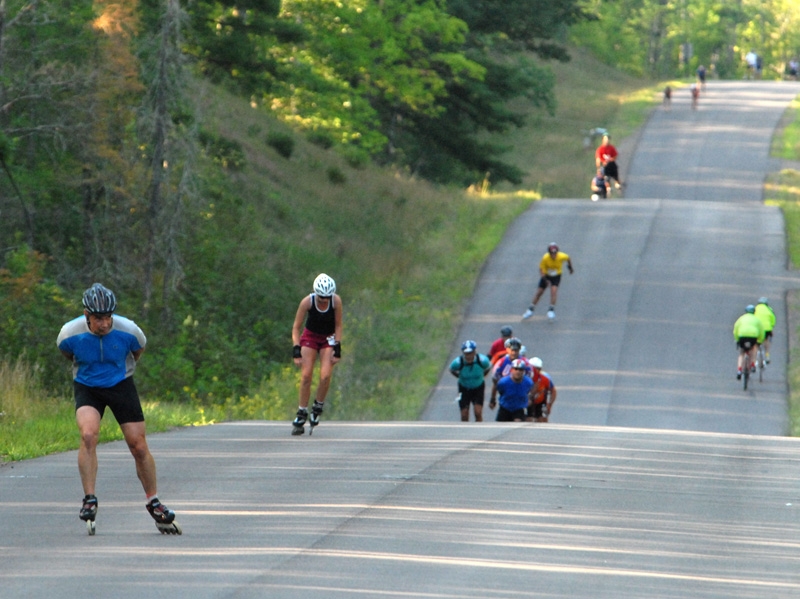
[
  {"xmin": 766, "ymin": 99, "xmax": 800, "ymax": 436},
  {"xmin": 0, "ymin": 355, "xmax": 222, "ymax": 461}
]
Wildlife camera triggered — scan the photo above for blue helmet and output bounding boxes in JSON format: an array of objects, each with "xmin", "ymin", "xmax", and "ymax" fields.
[
  {"xmin": 461, "ymin": 340, "xmax": 477, "ymax": 353},
  {"xmin": 745, "ymin": 304, "xmax": 755, "ymax": 314}
]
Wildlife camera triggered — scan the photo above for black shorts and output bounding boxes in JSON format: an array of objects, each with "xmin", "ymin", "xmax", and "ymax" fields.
[
  {"xmin": 603, "ymin": 161, "xmax": 619, "ymax": 180},
  {"xmin": 538, "ymin": 274, "xmax": 561, "ymax": 289},
  {"xmin": 764, "ymin": 330, "xmax": 773, "ymax": 341},
  {"xmin": 496, "ymin": 406, "xmax": 526, "ymax": 422},
  {"xmin": 527, "ymin": 401, "xmax": 547, "ymax": 419},
  {"xmin": 458, "ymin": 383, "xmax": 485, "ymax": 409},
  {"xmin": 737, "ymin": 337, "xmax": 758, "ymax": 351},
  {"xmin": 74, "ymin": 377, "xmax": 144, "ymax": 425}
]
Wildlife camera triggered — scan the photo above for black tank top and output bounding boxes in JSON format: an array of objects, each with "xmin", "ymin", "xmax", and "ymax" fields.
[{"xmin": 305, "ymin": 294, "xmax": 336, "ymax": 336}]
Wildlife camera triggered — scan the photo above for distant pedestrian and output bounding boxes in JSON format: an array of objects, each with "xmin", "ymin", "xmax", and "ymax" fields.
[
  {"xmin": 696, "ymin": 65, "xmax": 706, "ymax": 90},
  {"xmin": 663, "ymin": 85, "xmax": 672, "ymax": 110},
  {"xmin": 745, "ymin": 50, "xmax": 757, "ymax": 79}
]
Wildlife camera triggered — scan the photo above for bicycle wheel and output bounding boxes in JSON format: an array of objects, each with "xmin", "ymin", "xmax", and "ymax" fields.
[
  {"xmin": 758, "ymin": 348, "xmax": 764, "ymax": 383},
  {"xmin": 743, "ymin": 353, "xmax": 750, "ymax": 390}
]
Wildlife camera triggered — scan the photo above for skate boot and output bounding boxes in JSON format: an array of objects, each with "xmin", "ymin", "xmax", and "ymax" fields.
[
  {"xmin": 146, "ymin": 498, "xmax": 182, "ymax": 535},
  {"xmin": 80, "ymin": 494, "xmax": 98, "ymax": 535},
  {"xmin": 309, "ymin": 401, "xmax": 324, "ymax": 435},
  {"xmin": 547, "ymin": 306, "xmax": 556, "ymax": 321},
  {"xmin": 291, "ymin": 408, "xmax": 308, "ymax": 436}
]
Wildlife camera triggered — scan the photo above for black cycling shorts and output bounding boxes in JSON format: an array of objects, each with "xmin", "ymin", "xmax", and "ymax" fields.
[
  {"xmin": 496, "ymin": 406, "xmax": 526, "ymax": 422},
  {"xmin": 538, "ymin": 274, "xmax": 562, "ymax": 289},
  {"xmin": 458, "ymin": 383, "xmax": 485, "ymax": 409},
  {"xmin": 603, "ymin": 161, "xmax": 619, "ymax": 180},
  {"xmin": 737, "ymin": 337, "xmax": 758, "ymax": 351},
  {"xmin": 74, "ymin": 377, "xmax": 145, "ymax": 425}
]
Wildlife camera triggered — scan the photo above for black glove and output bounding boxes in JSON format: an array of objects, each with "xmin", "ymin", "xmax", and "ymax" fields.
[
  {"xmin": 292, "ymin": 345, "xmax": 302, "ymax": 359},
  {"xmin": 333, "ymin": 342, "xmax": 341, "ymax": 358}
]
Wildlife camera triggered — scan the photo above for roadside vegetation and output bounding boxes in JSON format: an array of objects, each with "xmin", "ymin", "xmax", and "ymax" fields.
[
  {"xmin": 765, "ymin": 96, "xmax": 800, "ymax": 435},
  {"xmin": 0, "ymin": 48, "xmax": 655, "ymax": 461}
]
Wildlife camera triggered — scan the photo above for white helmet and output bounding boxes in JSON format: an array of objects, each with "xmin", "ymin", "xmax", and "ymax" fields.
[
  {"xmin": 313, "ymin": 273, "xmax": 336, "ymax": 297},
  {"xmin": 530, "ymin": 357, "xmax": 543, "ymax": 368}
]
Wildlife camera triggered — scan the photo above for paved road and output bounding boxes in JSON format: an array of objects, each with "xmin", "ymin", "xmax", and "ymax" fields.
[
  {"xmin": 423, "ymin": 81, "xmax": 800, "ymax": 433},
  {"xmin": 3, "ymin": 422, "xmax": 800, "ymax": 599},
  {"xmin": 4, "ymin": 82, "xmax": 800, "ymax": 599}
]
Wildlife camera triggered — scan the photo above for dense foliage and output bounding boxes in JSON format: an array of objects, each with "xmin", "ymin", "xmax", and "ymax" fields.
[{"xmin": 572, "ymin": 0, "xmax": 800, "ymax": 79}]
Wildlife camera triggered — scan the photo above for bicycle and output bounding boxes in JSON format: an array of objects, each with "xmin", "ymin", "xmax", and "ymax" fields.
[
  {"xmin": 756, "ymin": 345, "xmax": 766, "ymax": 383},
  {"xmin": 740, "ymin": 340, "xmax": 758, "ymax": 391}
]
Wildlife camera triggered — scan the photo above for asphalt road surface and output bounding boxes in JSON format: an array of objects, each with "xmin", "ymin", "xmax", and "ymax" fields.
[
  {"xmin": 423, "ymin": 80, "xmax": 800, "ymax": 434},
  {"xmin": 3, "ymin": 81, "xmax": 800, "ymax": 599}
]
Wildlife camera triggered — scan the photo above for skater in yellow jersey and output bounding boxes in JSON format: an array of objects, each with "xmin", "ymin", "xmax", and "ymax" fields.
[{"xmin": 522, "ymin": 242, "xmax": 574, "ymax": 321}]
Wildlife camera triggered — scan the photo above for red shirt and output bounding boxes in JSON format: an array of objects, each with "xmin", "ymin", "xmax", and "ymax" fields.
[
  {"xmin": 531, "ymin": 370, "xmax": 554, "ymax": 404},
  {"xmin": 595, "ymin": 143, "xmax": 618, "ymax": 165},
  {"xmin": 489, "ymin": 337, "xmax": 507, "ymax": 362}
]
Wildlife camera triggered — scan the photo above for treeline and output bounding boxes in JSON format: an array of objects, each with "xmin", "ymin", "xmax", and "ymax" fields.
[
  {"xmin": 572, "ymin": 0, "xmax": 800, "ymax": 79},
  {"xmin": 1, "ymin": 0, "xmax": 798, "ymax": 411}
]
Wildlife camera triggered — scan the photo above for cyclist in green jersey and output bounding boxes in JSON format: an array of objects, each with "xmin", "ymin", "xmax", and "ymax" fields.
[
  {"xmin": 754, "ymin": 298, "xmax": 776, "ymax": 364},
  {"xmin": 733, "ymin": 305, "xmax": 765, "ymax": 380}
]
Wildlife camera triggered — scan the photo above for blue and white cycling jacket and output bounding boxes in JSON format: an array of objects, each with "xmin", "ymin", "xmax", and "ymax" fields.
[{"xmin": 57, "ymin": 315, "xmax": 146, "ymax": 388}]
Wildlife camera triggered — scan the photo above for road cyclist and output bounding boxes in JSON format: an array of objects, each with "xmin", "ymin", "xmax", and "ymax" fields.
[
  {"xmin": 733, "ymin": 304, "xmax": 765, "ymax": 386},
  {"xmin": 449, "ymin": 340, "xmax": 492, "ymax": 422},
  {"xmin": 754, "ymin": 297, "xmax": 775, "ymax": 365}
]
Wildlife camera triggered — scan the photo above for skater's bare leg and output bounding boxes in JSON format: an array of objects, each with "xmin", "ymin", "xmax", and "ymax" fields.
[
  {"xmin": 298, "ymin": 347, "xmax": 319, "ymax": 409},
  {"xmin": 120, "ymin": 421, "xmax": 157, "ymax": 497},
  {"xmin": 473, "ymin": 403, "xmax": 483, "ymax": 422},
  {"xmin": 314, "ymin": 347, "xmax": 336, "ymax": 403},
  {"xmin": 76, "ymin": 406, "xmax": 101, "ymax": 495},
  {"xmin": 532, "ymin": 286, "xmax": 546, "ymax": 306},
  {"xmin": 460, "ymin": 407, "xmax": 469, "ymax": 422},
  {"xmin": 549, "ymin": 285, "xmax": 559, "ymax": 307}
]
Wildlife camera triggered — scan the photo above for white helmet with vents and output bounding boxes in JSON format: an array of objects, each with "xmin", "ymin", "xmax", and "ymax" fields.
[{"xmin": 313, "ymin": 273, "xmax": 336, "ymax": 297}]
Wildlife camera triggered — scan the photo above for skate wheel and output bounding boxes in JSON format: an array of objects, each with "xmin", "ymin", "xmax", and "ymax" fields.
[
  {"xmin": 291, "ymin": 426, "xmax": 305, "ymax": 436},
  {"xmin": 87, "ymin": 520, "xmax": 96, "ymax": 535},
  {"xmin": 156, "ymin": 521, "xmax": 182, "ymax": 535}
]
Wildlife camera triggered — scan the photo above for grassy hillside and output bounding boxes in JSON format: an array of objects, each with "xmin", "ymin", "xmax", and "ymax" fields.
[{"xmin": 2, "ymin": 47, "xmax": 669, "ymax": 460}]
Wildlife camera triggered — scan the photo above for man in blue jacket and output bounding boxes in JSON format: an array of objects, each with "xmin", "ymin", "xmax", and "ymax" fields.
[{"xmin": 57, "ymin": 283, "xmax": 180, "ymax": 534}]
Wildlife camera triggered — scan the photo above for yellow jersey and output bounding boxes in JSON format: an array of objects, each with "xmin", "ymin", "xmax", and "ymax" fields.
[{"xmin": 540, "ymin": 251, "xmax": 570, "ymax": 276}]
